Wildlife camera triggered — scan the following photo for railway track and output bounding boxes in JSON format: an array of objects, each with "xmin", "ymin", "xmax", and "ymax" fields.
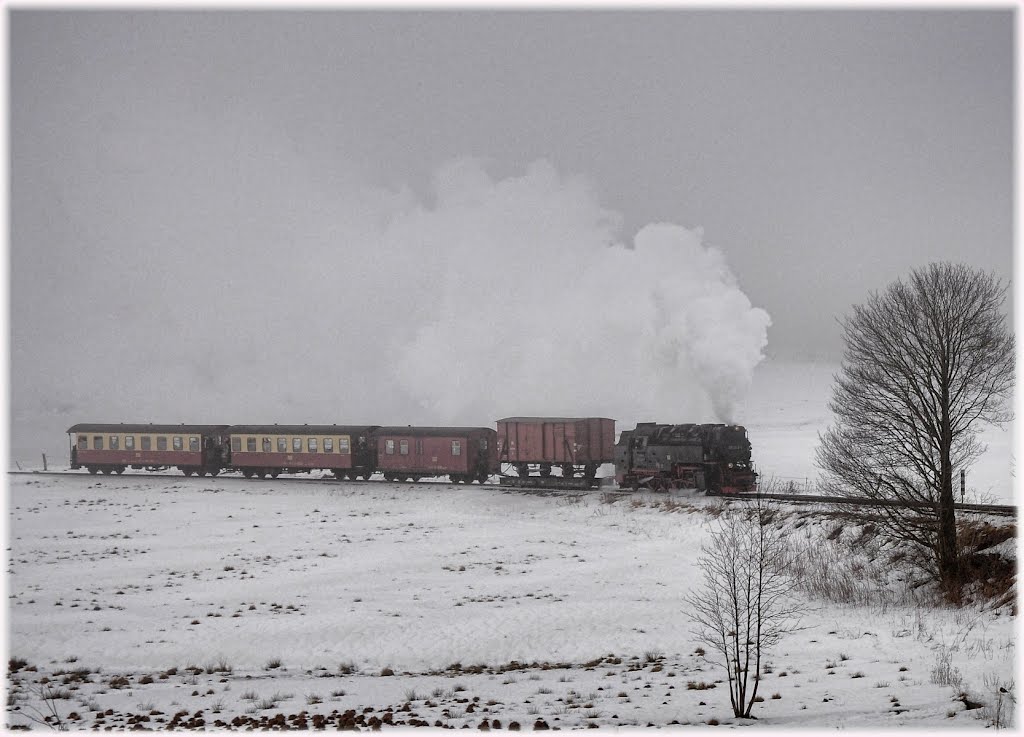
[
  {"xmin": 727, "ymin": 491, "xmax": 1017, "ymax": 517},
  {"xmin": 9, "ymin": 470, "xmax": 1016, "ymax": 517}
]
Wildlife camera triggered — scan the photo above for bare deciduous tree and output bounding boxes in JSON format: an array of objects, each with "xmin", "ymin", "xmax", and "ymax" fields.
[
  {"xmin": 816, "ymin": 262, "xmax": 1013, "ymax": 594},
  {"xmin": 686, "ymin": 499, "xmax": 804, "ymax": 719}
]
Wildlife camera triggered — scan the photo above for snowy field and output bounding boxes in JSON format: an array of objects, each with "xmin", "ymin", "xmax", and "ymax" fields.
[{"xmin": 6, "ymin": 472, "xmax": 1016, "ymax": 730}]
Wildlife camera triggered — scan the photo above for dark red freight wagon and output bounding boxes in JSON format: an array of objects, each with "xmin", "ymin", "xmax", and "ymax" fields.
[
  {"xmin": 226, "ymin": 425, "xmax": 379, "ymax": 479},
  {"xmin": 496, "ymin": 416, "xmax": 615, "ymax": 488},
  {"xmin": 374, "ymin": 426, "xmax": 498, "ymax": 483},
  {"xmin": 68, "ymin": 423, "xmax": 230, "ymax": 476}
]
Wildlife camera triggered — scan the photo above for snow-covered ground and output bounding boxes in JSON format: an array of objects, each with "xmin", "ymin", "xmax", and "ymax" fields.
[{"xmin": 6, "ymin": 472, "xmax": 1016, "ymax": 730}]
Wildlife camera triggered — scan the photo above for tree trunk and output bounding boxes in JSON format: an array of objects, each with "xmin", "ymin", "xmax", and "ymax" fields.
[{"xmin": 936, "ymin": 394, "xmax": 959, "ymax": 596}]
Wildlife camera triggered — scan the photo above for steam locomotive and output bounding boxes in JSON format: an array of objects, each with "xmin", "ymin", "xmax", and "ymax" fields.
[{"xmin": 615, "ymin": 423, "xmax": 757, "ymax": 494}]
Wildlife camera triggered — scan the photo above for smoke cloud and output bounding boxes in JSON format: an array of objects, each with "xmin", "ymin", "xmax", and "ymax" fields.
[{"xmin": 384, "ymin": 158, "xmax": 771, "ymax": 427}]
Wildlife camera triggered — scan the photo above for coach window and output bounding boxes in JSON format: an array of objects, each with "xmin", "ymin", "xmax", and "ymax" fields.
[
  {"xmin": 263, "ymin": 438, "xmax": 272, "ymax": 452},
  {"xmin": 451, "ymin": 440, "xmax": 461, "ymax": 456},
  {"xmin": 324, "ymin": 438, "xmax": 334, "ymax": 452},
  {"xmin": 78, "ymin": 435, "xmax": 88, "ymax": 450},
  {"xmin": 125, "ymin": 435, "xmax": 135, "ymax": 450},
  {"xmin": 142, "ymin": 436, "xmax": 152, "ymax": 451},
  {"xmin": 385, "ymin": 439, "xmax": 395, "ymax": 455},
  {"xmin": 190, "ymin": 436, "xmax": 200, "ymax": 452},
  {"xmin": 339, "ymin": 437, "xmax": 350, "ymax": 454},
  {"xmin": 246, "ymin": 438, "xmax": 256, "ymax": 452},
  {"xmin": 479, "ymin": 438, "xmax": 488, "ymax": 451},
  {"xmin": 293, "ymin": 438, "xmax": 302, "ymax": 452},
  {"xmin": 278, "ymin": 438, "xmax": 287, "ymax": 453},
  {"xmin": 93, "ymin": 435, "xmax": 104, "ymax": 450},
  {"xmin": 400, "ymin": 440, "xmax": 409, "ymax": 455},
  {"xmin": 157, "ymin": 437, "xmax": 168, "ymax": 451},
  {"xmin": 173, "ymin": 436, "xmax": 183, "ymax": 451},
  {"xmin": 109, "ymin": 435, "xmax": 119, "ymax": 450},
  {"xmin": 231, "ymin": 437, "xmax": 241, "ymax": 452},
  {"xmin": 307, "ymin": 437, "xmax": 318, "ymax": 453}
]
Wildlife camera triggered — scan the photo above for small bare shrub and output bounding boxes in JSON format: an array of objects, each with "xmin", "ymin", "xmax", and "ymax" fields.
[
  {"xmin": 687, "ymin": 681, "xmax": 716, "ymax": 691},
  {"xmin": 9, "ymin": 657, "xmax": 29, "ymax": 673},
  {"xmin": 930, "ymin": 649, "xmax": 963, "ymax": 690},
  {"xmin": 206, "ymin": 658, "xmax": 232, "ymax": 674}
]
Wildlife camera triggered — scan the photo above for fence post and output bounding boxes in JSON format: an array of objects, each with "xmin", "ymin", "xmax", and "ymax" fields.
[
  {"xmin": 960, "ymin": 469, "xmax": 965, "ymax": 502},
  {"xmin": 42, "ymin": 453, "xmax": 48, "ymax": 472}
]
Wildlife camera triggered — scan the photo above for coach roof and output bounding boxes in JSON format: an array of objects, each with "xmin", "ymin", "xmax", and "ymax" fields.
[
  {"xmin": 227, "ymin": 424, "xmax": 380, "ymax": 435},
  {"xmin": 67, "ymin": 423, "xmax": 230, "ymax": 434},
  {"xmin": 374, "ymin": 426, "xmax": 495, "ymax": 437}
]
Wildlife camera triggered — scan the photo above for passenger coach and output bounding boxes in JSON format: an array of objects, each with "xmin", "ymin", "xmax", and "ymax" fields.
[
  {"xmin": 225, "ymin": 425, "xmax": 379, "ymax": 479},
  {"xmin": 68, "ymin": 423, "xmax": 230, "ymax": 475},
  {"xmin": 374, "ymin": 426, "xmax": 498, "ymax": 483}
]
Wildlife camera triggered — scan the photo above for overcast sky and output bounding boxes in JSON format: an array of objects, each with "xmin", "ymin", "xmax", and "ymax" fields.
[{"xmin": 9, "ymin": 9, "xmax": 1014, "ymax": 459}]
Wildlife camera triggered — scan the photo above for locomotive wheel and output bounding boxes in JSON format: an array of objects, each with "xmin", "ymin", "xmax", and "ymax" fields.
[{"xmin": 271, "ymin": 471, "xmax": 279, "ymax": 478}]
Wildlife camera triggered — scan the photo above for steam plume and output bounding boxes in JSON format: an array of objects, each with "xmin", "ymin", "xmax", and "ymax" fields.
[{"xmin": 387, "ymin": 158, "xmax": 771, "ymax": 426}]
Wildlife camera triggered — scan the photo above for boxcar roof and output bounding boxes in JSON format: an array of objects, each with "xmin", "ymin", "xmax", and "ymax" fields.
[
  {"xmin": 67, "ymin": 423, "xmax": 230, "ymax": 434},
  {"xmin": 375, "ymin": 426, "xmax": 495, "ymax": 437},
  {"xmin": 227, "ymin": 424, "xmax": 380, "ymax": 435},
  {"xmin": 497, "ymin": 416, "xmax": 614, "ymax": 423}
]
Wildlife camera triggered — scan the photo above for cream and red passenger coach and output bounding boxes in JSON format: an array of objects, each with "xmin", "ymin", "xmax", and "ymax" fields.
[
  {"xmin": 226, "ymin": 425, "xmax": 379, "ymax": 479},
  {"xmin": 68, "ymin": 423, "xmax": 229, "ymax": 475}
]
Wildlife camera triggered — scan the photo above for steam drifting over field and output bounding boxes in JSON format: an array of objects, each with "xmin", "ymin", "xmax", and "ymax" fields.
[{"xmin": 386, "ymin": 158, "xmax": 771, "ymax": 426}]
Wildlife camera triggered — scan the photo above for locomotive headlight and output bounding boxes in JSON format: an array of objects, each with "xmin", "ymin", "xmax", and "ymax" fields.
[{"xmin": 728, "ymin": 463, "xmax": 734, "ymax": 468}]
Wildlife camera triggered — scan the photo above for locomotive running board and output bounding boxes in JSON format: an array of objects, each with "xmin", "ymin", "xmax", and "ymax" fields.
[{"xmin": 498, "ymin": 476, "xmax": 595, "ymax": 490}]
